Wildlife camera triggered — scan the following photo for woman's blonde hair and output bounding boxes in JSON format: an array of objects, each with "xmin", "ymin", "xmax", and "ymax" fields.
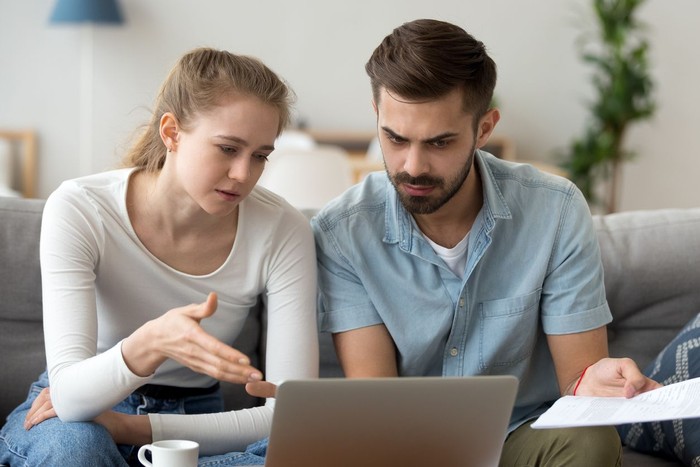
[{"xmin": 123, "ymin": 48, "xmax": 293, "ymax": 172}]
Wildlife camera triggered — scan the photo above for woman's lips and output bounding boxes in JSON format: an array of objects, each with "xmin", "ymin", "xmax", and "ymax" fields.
[{"xmin": 216, "ymin": 189, "xmax": 240, "ymax": 201}]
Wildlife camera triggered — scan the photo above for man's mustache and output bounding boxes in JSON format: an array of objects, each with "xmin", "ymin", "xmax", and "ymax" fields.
[{"xmin": 392, "ymin": 172, "xmax": 443, "ymax": 187}]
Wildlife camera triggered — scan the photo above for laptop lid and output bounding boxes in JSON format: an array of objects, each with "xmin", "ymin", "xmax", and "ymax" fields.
[{"xmin": 264, "ymin": 376, "xmax": 518, "ymax": 467}]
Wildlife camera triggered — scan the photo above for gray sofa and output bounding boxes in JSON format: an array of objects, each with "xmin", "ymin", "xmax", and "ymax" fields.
[{"xmin": 1, "ymin": 195, "xmax": 699, "ymax": 466}]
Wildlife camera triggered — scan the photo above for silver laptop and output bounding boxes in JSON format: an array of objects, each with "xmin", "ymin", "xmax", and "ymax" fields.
[{"xmin": 263, "ymin": 376, "xmax": 519, "ymax": 467}]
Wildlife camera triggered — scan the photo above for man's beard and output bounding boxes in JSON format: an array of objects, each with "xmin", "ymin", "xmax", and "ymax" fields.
[{"xmin": 387, "ymin": 148, "xmax": 476, "ymax": 215}]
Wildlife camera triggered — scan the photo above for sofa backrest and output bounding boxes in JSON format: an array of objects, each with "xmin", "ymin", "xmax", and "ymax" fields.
[
  {"xmin": 0, "ymin": 197, "xmax": 46, "ymax": 420},
  {"xmin": 595, "ymin": 208, "xmax": 700, "ymax": 368}
]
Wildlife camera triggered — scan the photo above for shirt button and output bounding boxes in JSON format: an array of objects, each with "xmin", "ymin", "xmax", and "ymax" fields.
[
  {"xmin": 450, "ymin": 348, "xmax": 459, "ymax": 357},
  {"xmin": 459, "ymin": 298, "xmax": 465, "ymax": 307}
]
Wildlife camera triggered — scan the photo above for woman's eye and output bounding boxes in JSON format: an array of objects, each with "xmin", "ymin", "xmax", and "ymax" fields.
[
  {"xmin": 220, "ymin": 145, "xmax": 238, "ymax": 155},
  {"xmin": 254, "ymin": 153, "xmax": 270, "ymax": 162}
]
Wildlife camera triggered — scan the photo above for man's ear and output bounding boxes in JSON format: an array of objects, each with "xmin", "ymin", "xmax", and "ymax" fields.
[
  {"xmin": 371, "ymin": 100, "xmax": 378, "ymax": 115},
  {"xmin": 159, "ymin": 112, "xmax": 180, "ymax": 152},
  {"xmin": 476, "ymin": 108, "xmax": 501, "ymax": 148}
]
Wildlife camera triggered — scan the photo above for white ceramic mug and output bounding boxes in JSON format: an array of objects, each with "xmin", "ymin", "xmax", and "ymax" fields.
[{"xmin": 137, "ymin": 439, "xmax": 199, "ymax": 467}]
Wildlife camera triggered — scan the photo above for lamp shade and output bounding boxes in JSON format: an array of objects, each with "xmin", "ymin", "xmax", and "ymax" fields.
[{"xmin": 49, "ymin": 0, "xmax": 123, "ymax": 24}]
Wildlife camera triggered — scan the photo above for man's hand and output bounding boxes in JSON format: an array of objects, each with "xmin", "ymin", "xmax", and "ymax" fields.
[{"xmin": 575, "ymin": 357, "xmax": 662, "ymax": 398}]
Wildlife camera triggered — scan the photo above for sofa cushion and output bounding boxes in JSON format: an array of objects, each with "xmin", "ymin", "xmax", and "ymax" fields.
[
  {"xmin": 0, "ymin": 197, "xmax": 46, "ymax": 421},
  {"xmin": 595, "ymin": 208, "xmax": 700, "ymax": 368},
  {"xmin": 618, "ymin": 313, "xmax": 700, "ymax": 465}
]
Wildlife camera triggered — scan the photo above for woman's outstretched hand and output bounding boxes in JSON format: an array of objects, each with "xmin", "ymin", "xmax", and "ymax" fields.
[{"xmin": 121, "ymin": 292, "xmax": 263, "ymax": 384}]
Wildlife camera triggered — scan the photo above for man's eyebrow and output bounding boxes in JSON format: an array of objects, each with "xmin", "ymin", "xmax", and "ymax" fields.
[
  {"xmin": 381, "ymin": 126, "xmax": 406, "ymax": 140},
  {"xmin": 423, "ymin": 132, "xmax": 459, "ymax": 144},
  {"xmin": 380, "ymin": 127, "xmax": 458, "ymax": 144}
]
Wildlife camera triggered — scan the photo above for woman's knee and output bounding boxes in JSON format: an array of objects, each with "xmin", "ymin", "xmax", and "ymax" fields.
[{"xmin": 3, "ymin": 417, "xmax": 124, "ymax": 466}]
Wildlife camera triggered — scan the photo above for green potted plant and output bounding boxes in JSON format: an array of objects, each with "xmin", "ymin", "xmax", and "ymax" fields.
[{"xmin": 562, "ymin": 0, "xmax": 655, "ymax": 213}]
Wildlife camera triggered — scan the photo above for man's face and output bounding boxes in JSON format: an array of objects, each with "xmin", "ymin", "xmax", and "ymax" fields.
[{"xmin": 375, "ymin": 88, "xmax": 479, "ymax": 215}]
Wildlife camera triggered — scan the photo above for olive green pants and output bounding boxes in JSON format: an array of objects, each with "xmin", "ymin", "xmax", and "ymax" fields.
[{"xmin": 499, "ymin": 421, "xmax": 622, "ymax": 467}]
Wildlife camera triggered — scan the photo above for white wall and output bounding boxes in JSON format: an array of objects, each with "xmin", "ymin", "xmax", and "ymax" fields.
[{"xmin": 1, "ymin": 0, "xmax": 698, "ymax": 210}]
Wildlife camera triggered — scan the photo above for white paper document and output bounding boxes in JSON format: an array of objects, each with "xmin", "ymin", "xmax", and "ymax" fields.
[{"xmin": 532, "ymin": 377, "xmax": 700, "ymax": 429}]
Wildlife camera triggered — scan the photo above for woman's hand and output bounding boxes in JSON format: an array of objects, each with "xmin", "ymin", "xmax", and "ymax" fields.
[
  {"xmin": 246, "ymin": 381, "xmax": 278, "ymax": 399},
  {"xmin": 94, "ymin": 411, "xmax": 152, "ymax": 446},
  {"xmin": 24, "ymin": 387, "xmax": 56, "ymax": 430},
  {"xmin": 575, "ymin": 357, "xmax": 662, "ymax": 398},
  {"xmin": 121, "ymin": 292, "xmax": 263, "ymax": 384},
  {"xmin": 24, "ymin": 386, "xmax": 153, "ymax": 445}
]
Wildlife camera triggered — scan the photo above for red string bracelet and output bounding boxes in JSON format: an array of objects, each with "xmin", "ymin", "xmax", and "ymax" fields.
[{"xmin": 573, "ymin": 364, "xmax": 591, "ymax": 396}]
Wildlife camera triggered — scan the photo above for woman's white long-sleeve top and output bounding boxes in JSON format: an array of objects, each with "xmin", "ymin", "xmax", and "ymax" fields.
[{"xmin": 41, "ymin": 168, "xmax": 319, "ymax": 455}]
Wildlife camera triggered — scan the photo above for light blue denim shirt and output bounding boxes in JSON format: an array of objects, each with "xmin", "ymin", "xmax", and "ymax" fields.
[{"xmin": 311, "ymin": 150, "xmax": 612, "ymax": 431}]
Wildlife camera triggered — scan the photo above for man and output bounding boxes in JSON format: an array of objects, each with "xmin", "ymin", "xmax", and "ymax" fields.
[{"xmin": 311, "ymin": 19, "xmax": 659, "ymax": 466}]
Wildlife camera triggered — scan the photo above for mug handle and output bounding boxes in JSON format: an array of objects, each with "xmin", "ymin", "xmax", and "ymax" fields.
[{"xmin": 137, "ymin": 444, "xmax": 154, "ymax": 466}]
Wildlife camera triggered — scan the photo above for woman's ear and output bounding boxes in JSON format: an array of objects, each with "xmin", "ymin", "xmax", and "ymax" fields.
[
  {"xmin": 476, "ymin": 108, "xmax": 501, "ymax": 148},
  {"xmin": 159, "ymin": 112, "xmax": 180, "ymax": 152}
]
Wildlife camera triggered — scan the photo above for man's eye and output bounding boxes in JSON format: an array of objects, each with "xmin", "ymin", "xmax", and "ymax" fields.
[
  {"xmin": 431, "ymin": 140, "xmax": 449, "ymax": 148},
  {"xmin": 386, "ymin": 134, "xmax": 405, "ymax": 144}
]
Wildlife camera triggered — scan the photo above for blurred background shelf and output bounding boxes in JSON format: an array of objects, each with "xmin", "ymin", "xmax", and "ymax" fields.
[{"xmin": 0, "ymin": 130, "xmax": 37, "ymax": 198}]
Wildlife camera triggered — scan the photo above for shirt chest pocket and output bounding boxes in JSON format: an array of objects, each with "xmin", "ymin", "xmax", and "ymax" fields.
[{"xmin": 478, "ymin": 289, "xmax": 541, "ymax": 371}]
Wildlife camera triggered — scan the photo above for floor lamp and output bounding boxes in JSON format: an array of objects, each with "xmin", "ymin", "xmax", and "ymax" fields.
[{"xmin": 49, "ymin": 0, "xmax": 124, "ymax": 176}]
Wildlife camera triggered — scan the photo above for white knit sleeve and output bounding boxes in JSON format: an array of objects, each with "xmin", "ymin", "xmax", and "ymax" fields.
[
  {"xmin": 41, "ymin": 186, "xmax": 152, "ymax": 421},
  {"xmin": 149, "ymin": 206, "xmax": 319, "ymax": 455}
]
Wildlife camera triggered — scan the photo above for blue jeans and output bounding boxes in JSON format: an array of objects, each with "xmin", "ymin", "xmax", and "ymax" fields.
[{"xmin": 0, "ymin": 371, "xmax": 267, "ymax": 466}]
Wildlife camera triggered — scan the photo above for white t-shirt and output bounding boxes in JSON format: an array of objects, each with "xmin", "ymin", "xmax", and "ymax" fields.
[
  {"xmin": 422, "ymin": 232, "xmax": 470, "ymax": 279},
  {"xmin": 40, "ymin": 168, "xmax": 318, "ymax": 455}
]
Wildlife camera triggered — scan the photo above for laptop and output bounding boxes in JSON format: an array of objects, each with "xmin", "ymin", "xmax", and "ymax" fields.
[{"xmin": 262, "ymin": 376, "xmax": 519, "ymax": 467}]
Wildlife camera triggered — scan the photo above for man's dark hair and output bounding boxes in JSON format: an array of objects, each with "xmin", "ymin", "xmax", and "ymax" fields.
[{"xmin": 366, "ymin": 19, "xmax": 497, "ymax": 119}]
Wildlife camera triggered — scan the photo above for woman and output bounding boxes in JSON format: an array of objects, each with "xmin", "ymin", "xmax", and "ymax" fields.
[{"xmin": 0, "ymin": 48, "xmax": 318, "ymax": 466}]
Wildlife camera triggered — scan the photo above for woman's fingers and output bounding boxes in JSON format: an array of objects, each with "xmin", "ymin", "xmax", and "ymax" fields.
[
  {"xmin": 24, "ymin": 387, "xmax": 57, "ymax": 430},
  {"xmin": 171, "ymin": 329, "xmax": 263, "ymax": 383},
  {"xmin": 246, "ymin": 381, "xmax": 277, "ymax": 399},
  {"xmin": 124, "ymin": 292, "xmax": 263, "ymax": 384},
  {"xmin": 158, "ymin": 296, "xmax": 264, "ymax": 383}
]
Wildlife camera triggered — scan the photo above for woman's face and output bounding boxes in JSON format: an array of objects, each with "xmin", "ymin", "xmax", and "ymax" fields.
[{"xmin": 170, "ymin": 94, "xmax": 280, "ymax": 217}]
